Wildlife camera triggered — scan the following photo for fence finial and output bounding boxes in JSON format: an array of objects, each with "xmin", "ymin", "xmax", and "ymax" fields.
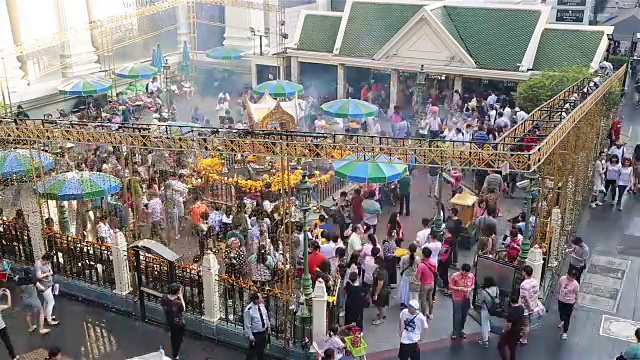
[{"xmin": 202, "ymin": 251, "xmax": 221, "ymax": 322}]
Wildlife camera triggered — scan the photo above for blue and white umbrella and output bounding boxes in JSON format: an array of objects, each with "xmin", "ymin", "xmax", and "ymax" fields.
[
  {"xmin": 57, "ymin": 75, "xmax": 113, "ymax": 96},
  {"xmin": 0, "ymin": 149, "xmax": 55, "ymax": 178},
  {"xmin": 332, "ymin": 154, "xmax": 408, "ymax": 184},
  {"xmin": 321, "ymin": 99, "xmax": 378, "ymax": 119}
]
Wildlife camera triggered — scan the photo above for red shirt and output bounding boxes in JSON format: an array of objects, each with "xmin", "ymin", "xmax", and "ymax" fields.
[
  {"xmin": 360, "ymin": 87, "xmax": 369, "ymax": 101},
  {"xmin": 416, "ymin": 258, "xmax": 437, "ymax": 285},
  {"xmin": 308, "ymin": 251, "xmax": 326, "ymax": 274},
  {"xmin": 449, "ymin": 271, "xmax": 475, "ymax": 302},
  {"xmin": 351, "ymin": 195, "xmax": 364, "ymax": 218},
  {"xmin": 611, "ymin": 119, "xmax": 622, "ymax": 141}
]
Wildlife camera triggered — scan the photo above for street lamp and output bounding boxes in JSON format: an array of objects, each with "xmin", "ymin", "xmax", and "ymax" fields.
[
  {"xmin": 296, "ymin": 171, "xmax": 314, "ymax": 303},
  {"xmin": 162, "ymin": 58, "xmax": 172, "ymax": 114},
  {"xmin": 518, "ymin": 171, "xmax": 539, "ymax": 264}
]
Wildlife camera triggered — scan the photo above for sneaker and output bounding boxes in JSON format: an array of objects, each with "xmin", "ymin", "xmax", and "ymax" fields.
[
  {"xmin": 39, "ymin": 329, "xmax": 51, "ymax": 335},
  {"xmin": 47, "ymin": 320, "xmax": 60, "ymax": 326},
  {"xmin": 28, "ymin": 325, "xmax": 37, "ymax": 333},
  {"xmin": 372, "ymin": 319, "xmax": 384, "ymax": 325},
  {"xmin": 561, "ymin": 333, "xmax": 568, "ymax": 340},
  {"xmin": 477, "ymin": 340, "xmax": 489, "ymax": 347},
  {"xmin": 595, "ymin": 201, "xmax": 603, "ymax": 206},
  {"xmin": 590, "ymin": 203, "xmax": 596, "ymax": 208}
]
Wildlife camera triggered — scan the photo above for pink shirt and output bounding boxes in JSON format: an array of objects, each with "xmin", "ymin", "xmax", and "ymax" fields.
[
  {"xmin": 519, "ymin": 277, "xmax": 540, "ymax": 315},
  {"xmin": 558, "ymin": 276, "xmax": 579, "ymax": 304},
  {"xmin": 449, "ymin": 272, "xmax": 475, "ymax": 302},
  {"xmin": 416, "ymin": 259, "xmax": 437, "ymax": 285}
]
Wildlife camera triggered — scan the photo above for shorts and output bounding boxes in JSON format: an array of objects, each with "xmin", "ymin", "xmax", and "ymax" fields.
[
  {"xmin": 522, "ymin": 313, "xmax": 532, "ymax": 328},
  {"xmin": 21, "ymin": 296, "xmax": 43, "ymax": 314}
]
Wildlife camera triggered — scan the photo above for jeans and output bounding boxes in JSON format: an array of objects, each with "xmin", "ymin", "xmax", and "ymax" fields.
[
  {"xmin": 557, "ymin": 300, "xmax": 575, "ymax": 333},
  {"xmin": 0, "ymin": 327, "xmax": 16, "ymax": 359},
  {"xmin": 399, "ymin": 194, "xmax": 410, "ymax": 215},
  {"xmin": 480, "ymin": 307, "xmax": 490, "ymax": 342},
  {"xmin": 617, "ymin": 185, "xmax": 628, "ymax": 205},
  {"xmin": 604, "ymin": 179, "xmax": 617, "ymax": 201},
  {"xmin": 452, "ymin": 298, "xmax": 470, "ymax": 336},
  {"xmin": 169, "ymin": 322, "xmax": 185, "ymax": 359},
  {"xmin": 42, "ymin": 287, "xmax": 55, "ymax": 322}
]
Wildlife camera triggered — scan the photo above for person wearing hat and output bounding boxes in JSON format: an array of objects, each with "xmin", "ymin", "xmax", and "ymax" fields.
[{"xmin": 398, "ymin": 299, "xmax": 428, "ymax": 360}]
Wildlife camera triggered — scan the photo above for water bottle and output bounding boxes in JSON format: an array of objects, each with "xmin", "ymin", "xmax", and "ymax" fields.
[{"xmin": 159, "ymin": 346, "xmax": 164, "ymax": 359}]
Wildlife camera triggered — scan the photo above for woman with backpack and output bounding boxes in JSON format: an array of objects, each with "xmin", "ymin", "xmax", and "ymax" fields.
[
  {"xmin": 398, "ymin": 243, "xmax": 419, "ymax": 307},
  {"xmin": 478, "ymin": 276, "xmax": 499, "ymax": 347}
]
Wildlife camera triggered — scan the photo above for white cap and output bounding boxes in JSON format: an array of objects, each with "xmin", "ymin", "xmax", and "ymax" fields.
[{"xmin": 408, "ymin": 299, "xmax": 420, "ymax": 310}]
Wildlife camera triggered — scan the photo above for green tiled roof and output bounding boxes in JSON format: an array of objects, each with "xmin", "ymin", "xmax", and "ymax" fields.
[
  {"xmin": 438, "ymin": 7, "xmax": 541, "ymax": 71},
  {"xmin": 297, "ymin": 14, "xmax": 342, "ymax": 53},
  {"xmin": 430, "ymin": 7, "xmax": 468, "ymax": 54},
  {"xmin": 338, "ymin": 2, "xmax": 422, "ymax": 58},
  {"xmin": 533, "ymin": 29, "xmax": 603, "ymax": 71}
]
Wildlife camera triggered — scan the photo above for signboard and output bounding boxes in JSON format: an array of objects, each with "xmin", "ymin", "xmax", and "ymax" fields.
[
  {"xmin": 557, "ymin": 0, "xmax": 587, "ymax": 6},
  {"xmin": 555, "ymin": 9, "xmax": 585, "ymax": 23}
]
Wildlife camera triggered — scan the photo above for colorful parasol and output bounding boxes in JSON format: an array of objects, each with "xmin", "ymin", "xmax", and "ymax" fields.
[
  {"xmin": 205, "ymin": 46, "xmax": 244, "ymax": 60},
  {"xmin": 253, "ymin": 80, "xmax": 304, "ymax": 98},
  {"xmin": 321, "ymin": 99, "xmax": 378, "ymax": 119},
  {"xmin": 0, "ymin": 149, "xmax": 55, "ymax": 178},
  {"xmin": 180, "ymin": 40, "xmax": 190, "ymax": 75},
  {"xmin": 57, "ymin": 75, "xmax": 113, "ymax": 96},
  {"xmin": 37, "ymin": 171, "xmax": 122, "ymax": 201},
  {"xmin": 332, "ymin": 154, "xmax": 408, "ymax": 184},
  {"xmin": 115, "ymin": 63, "xmax": 158, "ymax": 79}
]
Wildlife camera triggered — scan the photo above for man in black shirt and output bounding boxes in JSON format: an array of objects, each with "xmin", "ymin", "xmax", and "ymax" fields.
[{"xmin": 498, "ymin": 294, "xmax": 524, "ymax": 360}]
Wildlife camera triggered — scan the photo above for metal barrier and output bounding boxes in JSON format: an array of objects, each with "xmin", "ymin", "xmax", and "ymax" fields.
[
  {"xmin": 0, "ymin": 219, "xmax": 35, "ymax": 265},
  {"xmin": 49, "ymin": 233, "xmax": 115, "ymax": 290}
]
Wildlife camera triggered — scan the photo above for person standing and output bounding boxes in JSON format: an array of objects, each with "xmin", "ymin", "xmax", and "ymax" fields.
[
  {"xmin": 362, "ymin": 191, "xmax": 381, "ymax": 234},
  {"xmin": 398, "ymin": 299, "xmax": 428, "ymax": 360},
  {"xmin": 416, "ymin": 247, "xmax": 437, "ymax": 319},
  {"xmin": 344, "ymin": 271, "xmax": 366, "ymax": 329},
  {"xmin": 0, "ymin": 288, "xmax": 18, "ymax": 360},
  {"xmin": 617, "ymin": 157, "xmax": 634, "ymax": 210},
  {"xmin": 372, "ymin": 255, "xmax": 390, "ymax": 325},
  {"xmin": 398, "ymin": 243, "xmax": 419, "ymax": 307},
  {"xmin": 35, "ymin": 252, "xmax": 59, "ymax": 326},
  {"xmin": 590, "ymin": 152, "xmax": 606, "ymax": 208},
  {"xmin": 415, "ymin": 218, "xmax": 430, "ymax": 248},
  {"xmin": 427, "ymin": 161, "xmax": 440, "ymax": 198},
  {"xmin": 350, "ymin": 188, "xmax": 365, "ymax": 227},
  {"xmin": 567, "ymin": 236, "xmax": 589, "ymax": 283},
  {"xmin": 160, "ymin": 283, "xmax": 185, "ymax": 360},
  {"xmin": 557, "ymin": 269, "xmax": 579, "ymax": 340},
  {"xmin": 518, "ymin": 265, "xmax": 539, "ymax": 345},
  {"xmin": 477, "ymin": 276, "xmax": 499, "ymax": 347},
  {"xmin": 423, "ymin": 232, "xmax": 442, "ymax": 301},
  {"xmin": 244, "ymin": 292, "xmax": 270, "ymax": 360},
  {"xmin": 497, "ymin": 295, "xmax": 524, "ymax": 360},
  {"xmin": 20, "ymin": 279, "xmax": 50, "ymax": 335},
  {"xmin": 449, "ymin": 263, "xmax": 475, "ymax": 339},
  {"xmin": 605, "ymin": 154, "xmax": 622, "ymax": 204},
  {"xmin": 398, "ymin": 174, "xmax": 411, "ymax": 216}
]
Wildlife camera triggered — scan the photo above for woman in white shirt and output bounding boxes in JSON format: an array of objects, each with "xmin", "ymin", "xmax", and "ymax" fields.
[
  {"xmin": 216, "ymin": 93, "xmax": 230, "ymax": 123},
  {"xmin": 604, "ymin": 155, "xmax": 622, "ymax": 205},
  {"xmin": 617, "ymin": 157, "xmax": 634, "ymax": 210},
  {"xmin": 590, "ymin": 152, "xmax": 606, "ymax": 208}
]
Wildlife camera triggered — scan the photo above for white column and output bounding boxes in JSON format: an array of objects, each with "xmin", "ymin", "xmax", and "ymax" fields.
[
  {"xmin": 177, "ymin": 0, "xmax": 190, "ymax": 53},
  {"xmin": 291, "ymin": 56, "xmax": 299, "ymax": 83},
  {"xmin": 111, "ymin": 230, "xmax": 132, "ymax": 295},
  {"xmin": 224, "ymin": 3, "xmax": 269, "ymax": 54},
  {"xmin": 0, "ymin": 0, "xmax": 26, "ymax": 93},
  {"xmin": 317, "ymin": 0, "xmax": 331, "ymax": 11},
  {"xmin": 312, "ymin": 278, "xmax": 328, "ymax": 342},
  {"xmin": 57, "ymin": 0, "xmax": 100, "ymax": 78},
  {"xmin": 337, "ymin": 64, "xmax": 345, "ymax": 99},
  {"xmin": 454, "ymin": 75, "xmax": 463, "ymax": 93},
  {"xmin": 390, "ymin": 69, "xmax": 399, "ymax": 109},
  {"xmin": 526, "ymin": 245, "xmax": 544, "ymax": 284},
  {"xmin": 202, "ymin": 251, "xmax": 221, "ymax": 322}
]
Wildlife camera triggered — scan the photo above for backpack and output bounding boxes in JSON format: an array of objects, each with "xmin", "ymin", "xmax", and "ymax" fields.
[
  {"xmin": 408, "ymin": 264, "xmax": 422, "ymax": 292},
  {"xmin": 483, "ymin": 289, "xmax": 502, "ymax": 316}
]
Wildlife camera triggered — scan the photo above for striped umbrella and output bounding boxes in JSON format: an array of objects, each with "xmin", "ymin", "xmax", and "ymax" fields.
[
  {"xmin": 0, "ymin": 149, "xmax": 55, "ymax": 178},
  {"xmin": 153, "ymin": 43, "xmax": 164, "ymax": 72},
  {"xmin": 332, "ymin": 154, "xmax": 408, "ymax": 184},
  {"xmin": 253, "ymin": 80, "xmax": 304, "ymax": 98},
  {"xmin": 57, "ymin": 75, "xmax": 113, "ymax": 96},
  {"xmin": 115, "ymin": 63, "xmax": 158, "ymax": 79},
  {"xmin": 321, "ymin": 99, "xmax": 378, "ymax": 119},
  {"xmin": 37, "ymin": 171, "xmax": 122, "ymax": 201},
  {"xmin": 205, "ymin": 46, "xmax": 244, "ymax": 60},
  {"xmin": 180, "ymin": 41, "xmax": 190, "ymax": 75}
]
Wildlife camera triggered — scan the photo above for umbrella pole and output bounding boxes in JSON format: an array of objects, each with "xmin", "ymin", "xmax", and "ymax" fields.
[
  {"xmin": 37, "ymin": 146, "xmax": 52, "ymax": 219},
  {"xmin": 28, "ymin": 142, "xmax": 46, "ymax": 249}
]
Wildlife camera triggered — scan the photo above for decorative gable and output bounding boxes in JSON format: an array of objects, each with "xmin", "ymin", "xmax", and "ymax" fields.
[{"xmin": 374, "ymin": 8, "xmax": 475, "ymax": 68}]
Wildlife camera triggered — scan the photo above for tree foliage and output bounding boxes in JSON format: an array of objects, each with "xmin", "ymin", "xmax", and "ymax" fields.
[
  {"xmin": 515, "ymin": 67, "xmax": 591, "ymax": 113},
  {"xmin": 603, "ymin": 86, "xmax": 623, "ymax": 115}
]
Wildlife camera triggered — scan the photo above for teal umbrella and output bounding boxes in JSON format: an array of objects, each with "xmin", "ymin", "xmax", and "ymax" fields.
[
  {"xmin": 205, "ymin": 46, "xmax": 244, "ymax": 60},
  {"xmin": 332, "ymin": 154, "xmax": 407, "ymax": 184},
  {"xmin": 253, "ymin": 80, "xmax": 304, "ymax": 98},
  {"xmin": 115, "ymin": 63, "xmax": 158, "ymax": 79},
  {"xmin": 37, "ymin": 171, "xmax": 122, "ymax": 201},
  {"xmin": 153, "ymin": 43, "xmax": 164, "ymax": 72},
  {"xmin": 180, "ymin": 41, "xmax": 190, "ymax": 76},
  {"xmin": 57, "ymin": 75, "xmax": 113, "ymax": 96},
  {"xmin": 321, "ymin": 99, "xmax": 378, "ymax": 119}
]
